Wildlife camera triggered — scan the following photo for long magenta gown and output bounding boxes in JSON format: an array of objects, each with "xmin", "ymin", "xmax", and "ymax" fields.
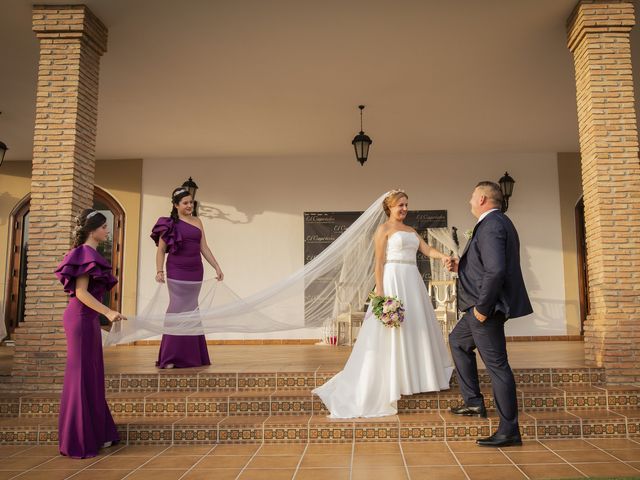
[
  {"xmin": 151, "ymin": 217, "xmax": 211, "ymax": 368},
  {"xmin": 54, "ymin": 245, "xmax": 119, "ymax": 458}
]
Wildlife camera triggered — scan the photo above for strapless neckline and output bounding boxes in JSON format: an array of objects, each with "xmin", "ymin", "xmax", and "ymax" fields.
[{"xmin": 389, "ymin": 230, "xmax": 415, "ymax": 241}]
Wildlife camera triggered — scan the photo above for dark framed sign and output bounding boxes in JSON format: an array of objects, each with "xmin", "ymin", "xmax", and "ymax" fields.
[{"xmin": 304, "ymin": 210, "xmax": 447, "ymax": 286}]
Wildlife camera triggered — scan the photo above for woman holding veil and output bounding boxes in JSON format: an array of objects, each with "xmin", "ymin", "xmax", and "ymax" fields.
[
  {"xmin": 313, "ymin": 190, "xmax": 454, "ymax": 418},
  {"xmin": 151, "ymin": 187, "xmax": 224, "ymax": 369},
  {"xmin": 55, "ymin": 209, "xmax": 124, "ymax": 458}
]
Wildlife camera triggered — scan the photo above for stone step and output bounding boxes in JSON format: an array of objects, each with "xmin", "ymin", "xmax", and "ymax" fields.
[
  {"xmin": 3, "ymin": 385, "xmax": 639, "ymax": 419},
  {"xmin": 102, "ymin": 367, "xmax": 607, "ymax": 393},
  {"xmin": 1, "ymin": 409, "xmax": 638, "ymax": 445}
]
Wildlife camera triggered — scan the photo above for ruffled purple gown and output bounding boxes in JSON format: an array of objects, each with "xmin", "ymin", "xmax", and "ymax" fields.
[
  {"xmin": 54, "ymin": 245, "xmax": 119, "ymax": 458},
  {"xmin": 151, "ymin": 217, "xmax": 211, "ymax": 368}
]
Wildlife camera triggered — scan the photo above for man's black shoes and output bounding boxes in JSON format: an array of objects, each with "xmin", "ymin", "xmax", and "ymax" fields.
[
  {"xmin": 449, "ymin": 405, "xmax": 487, "ymax": 418},
  {"xmin": 476, "ymin": 433, "xmax": 523, "ymax": 447}
]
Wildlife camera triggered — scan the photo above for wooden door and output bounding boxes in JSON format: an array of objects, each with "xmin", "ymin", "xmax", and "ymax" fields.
[
  {"xmin": 575, "ymin": 196, "xmax": 588, "ymax": 335},
  {"xmin": 4, "ymin": 197, "xmax": 30, "ymax": 338}
]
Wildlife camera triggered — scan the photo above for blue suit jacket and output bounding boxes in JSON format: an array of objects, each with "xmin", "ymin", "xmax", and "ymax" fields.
[{"xmin": 457, "ymin": 211, "xmax": 533, "ymax": 320}]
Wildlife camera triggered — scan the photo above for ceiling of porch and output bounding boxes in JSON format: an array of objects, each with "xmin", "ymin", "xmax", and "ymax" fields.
[{"xmin": 2, "ymin": 0, "xmax": 640, "ymax": 160}]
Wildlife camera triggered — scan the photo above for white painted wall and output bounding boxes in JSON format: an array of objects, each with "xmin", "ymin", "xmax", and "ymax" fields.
[{"xmin": 138, "ymin": 153, "xmax": 566, "ymax": 338}]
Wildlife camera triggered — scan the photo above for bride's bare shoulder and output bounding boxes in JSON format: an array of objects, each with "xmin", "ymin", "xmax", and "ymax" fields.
[{"xmin": 375, "ymin": 223, "xmax": 391, "ymax": 239}]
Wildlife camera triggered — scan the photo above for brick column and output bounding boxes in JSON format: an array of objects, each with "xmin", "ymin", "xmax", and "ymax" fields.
[
  {"xmin": 9, "ymin": 5, "xmax": 107, "ymax": 391},
  {"xmin": 567, "ymin": 0, "xmax": 640, "ymax": 384}
]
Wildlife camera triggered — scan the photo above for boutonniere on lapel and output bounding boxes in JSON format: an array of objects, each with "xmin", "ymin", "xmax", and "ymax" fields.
[{"xmin": 463, "ymin": 228, "xmax": 474, "ymax": 240}]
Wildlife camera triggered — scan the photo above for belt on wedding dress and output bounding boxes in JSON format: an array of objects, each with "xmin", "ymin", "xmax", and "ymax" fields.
[{"xmin": 385, "ymin": 259, "xmax": 417, "ymax": 265}]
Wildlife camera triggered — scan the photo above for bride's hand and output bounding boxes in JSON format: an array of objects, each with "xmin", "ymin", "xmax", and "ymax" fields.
[{"xmin": 375, "ymin": 287, "xmax": 384, "ymax": 297}]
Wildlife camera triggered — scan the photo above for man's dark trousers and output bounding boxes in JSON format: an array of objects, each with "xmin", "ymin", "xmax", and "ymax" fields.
[{"xmin": 449, "ymin": 308, "xmax": 519, "ymax": 436}]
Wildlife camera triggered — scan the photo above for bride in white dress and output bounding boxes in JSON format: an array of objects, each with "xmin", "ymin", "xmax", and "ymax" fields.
[{"xmin": 313, "ymin": 190, "xmax": 454, "ymax": 418}]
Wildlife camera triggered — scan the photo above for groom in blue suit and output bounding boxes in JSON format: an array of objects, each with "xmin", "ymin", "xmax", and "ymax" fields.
[{"xmin": 446, "ymin": 181, "xmax": 532, "ymax": 447}]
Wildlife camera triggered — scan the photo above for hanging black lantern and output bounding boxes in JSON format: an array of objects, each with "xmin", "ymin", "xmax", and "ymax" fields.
[
  {"xmin": 182, "ymin": 177, "xmax": 198, "ymax": 200},
  {"xmin": 499, "ymin": 171, "xmax": 515, "ymax": 213},
  {"xmin": 352, "ymin": 105, "xmax": 372, "ymax": 166},
  {"xmin": 182, "ymin": 177, "xmax": 199, "ymax": 216},
  {"xmin": 0, "ymin": 141, "xmax": 8, "ymax": 168}
]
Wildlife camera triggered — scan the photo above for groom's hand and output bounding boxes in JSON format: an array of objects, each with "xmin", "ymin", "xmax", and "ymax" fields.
[
  {"xmin": 444, "ymin": 257, "xmax": 459, "ymax": 273},
  {"xmin": 473, "ymin": 307, "xmax": 487, "ymax": 322}
]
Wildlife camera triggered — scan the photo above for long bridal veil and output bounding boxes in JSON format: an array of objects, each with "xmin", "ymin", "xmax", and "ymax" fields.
[{"xmin": 105, "ymin": 192, "xmax": 460, "ymax": 345}]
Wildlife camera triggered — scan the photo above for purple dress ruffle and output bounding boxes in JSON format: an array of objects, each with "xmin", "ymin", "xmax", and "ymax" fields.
[
  {"xmin": 54, "ymin": 245, "xmax": 119, "ymax": 458},
  {"xmin": 152, "ymin": 217, "xmax": 210, "ymax": 368},
  {"xmin": 151, "ymin": 217, "xmax": 183, "ymax": 255}
]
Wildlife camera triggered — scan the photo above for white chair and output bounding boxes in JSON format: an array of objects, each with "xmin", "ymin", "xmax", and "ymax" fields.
[
  {"xmin": 428, "ymin": 280, "xmax": 458, "ymax": 342},
  {"xmin": 335, "ymin": 281, "xmax": 367, "ymax": 346}
]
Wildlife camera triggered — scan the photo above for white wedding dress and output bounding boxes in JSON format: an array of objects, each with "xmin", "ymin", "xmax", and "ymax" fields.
[{"xmin": 313, "ymin": 231, "xmax": 454, "ymax": 418}]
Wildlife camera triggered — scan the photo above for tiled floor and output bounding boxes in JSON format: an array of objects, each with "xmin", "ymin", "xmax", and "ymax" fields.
[
  {"xmin": 2, "ymin": 342, "xmax": 638, "ymax": 478},
  {"xmin": 0, "ymin": 439, "xmax": 639, "ymax": 479},
  {"xmin": 102, "ymin": 341, "xmax": 589, "ymax": 373},
  {"xmin": 0, "ymin": 341, "xmax": 588, "ymax": 376}
]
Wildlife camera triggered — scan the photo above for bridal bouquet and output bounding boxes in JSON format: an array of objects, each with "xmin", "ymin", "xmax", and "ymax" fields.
[{"xmin": 368, "ymin": 293, "xmax": 405, "ymax": 328}]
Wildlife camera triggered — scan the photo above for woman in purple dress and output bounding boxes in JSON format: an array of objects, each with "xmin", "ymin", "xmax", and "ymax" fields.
[
  {"xmin": 152, "ymin": 187, "xmax": 224, "ymax": 369},
  {"xmin": 54, "ymin": 209, "xmax": 125, "ymax": 458}
]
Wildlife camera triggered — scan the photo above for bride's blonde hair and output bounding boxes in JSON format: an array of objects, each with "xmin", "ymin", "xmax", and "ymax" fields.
[{"xmin": 383, "ymin": 190, "xmax": 408, "ymax": 217}]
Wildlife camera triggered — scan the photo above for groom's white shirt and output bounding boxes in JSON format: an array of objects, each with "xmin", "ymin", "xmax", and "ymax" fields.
[{"xmin": 477, "ymin": 208, "xmax": 499, "ymax": 224}]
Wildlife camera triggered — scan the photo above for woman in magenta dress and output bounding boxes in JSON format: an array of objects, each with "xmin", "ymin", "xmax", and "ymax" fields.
[
  {"xmin": 152, "ymin": 187, "xmax": 224, "ymax": 369},
  {"xmin": 54, "ymin": 209, "xmax": 126, "ymax": 458}
]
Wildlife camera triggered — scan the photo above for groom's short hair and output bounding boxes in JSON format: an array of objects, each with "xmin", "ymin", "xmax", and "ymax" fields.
[{"xmin": 475, "ymin": 181, "xmax": 503, "ymax": 206}]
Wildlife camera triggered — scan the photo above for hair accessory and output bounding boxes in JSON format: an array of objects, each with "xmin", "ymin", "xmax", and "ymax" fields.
[
  {"xmin": 385, "ymin": 189, "xmax": 406, "ymax": 199},
  {"xmin": 86, "ymin": 210, "xmax": 99, "ymax": 220},
  {"xmin": 173, "ymin": 188, "xmax": 188, "ymax": 197}
]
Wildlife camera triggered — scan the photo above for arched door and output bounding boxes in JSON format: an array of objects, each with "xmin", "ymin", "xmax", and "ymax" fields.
[
  {"xmin": 5, "ymin": 195, "xmax": 30, "ymax": 337},
  {"xmin": 3, "ymin": 186, "xmax": 125, "ymax": 339},
  {"xmin": 93, "ymin": 186, "xmax": 125, "ymax": 322}
]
